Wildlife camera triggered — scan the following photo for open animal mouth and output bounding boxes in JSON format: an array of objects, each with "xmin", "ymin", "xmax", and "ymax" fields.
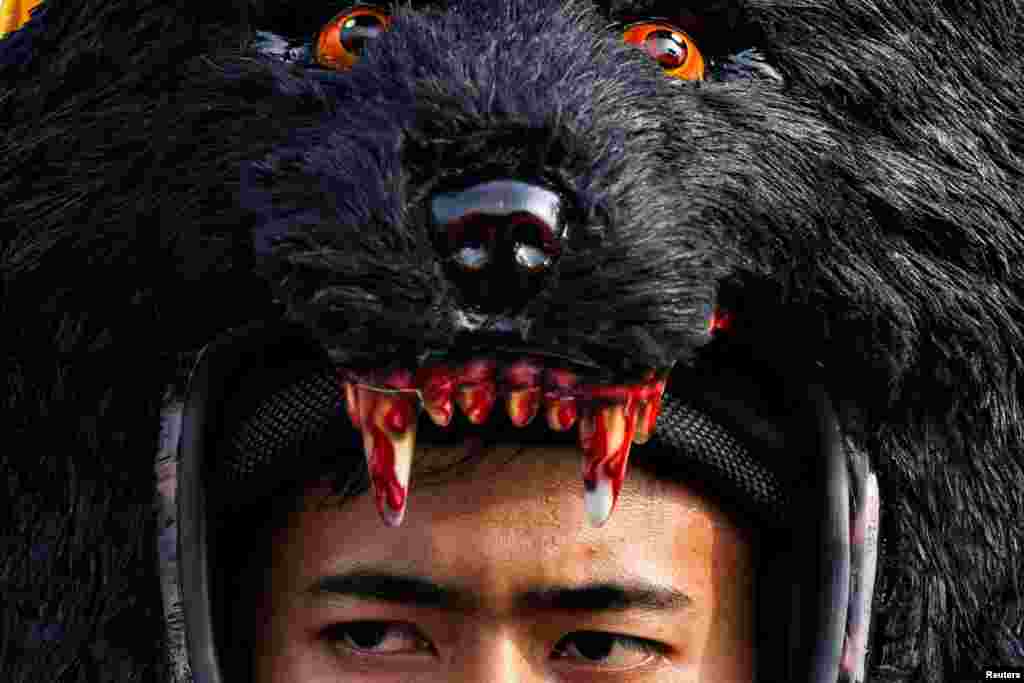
[
  {"xmin": 337, "ymin": 350, "xmax": 672, "ymax": 528},
  {"xmin": 266, "ymin": 176, "xmax": 700, "ymax": 527}
]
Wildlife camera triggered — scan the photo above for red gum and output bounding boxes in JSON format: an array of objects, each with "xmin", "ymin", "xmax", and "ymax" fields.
[
  {"xmin": 461, "ymin": 358, "xmax": 498, "ymax": 382},
  {"xmin": 340, "ymin": 362, "xmax": 668, "ymax": 426},
  {"xmin": 377, "ymin": 368, "xmax": 417, "ymax": 389},
  {"xmin": 504, "ymin": 360, "xmax": 543, "ymax": 387},
  {"xmin": 545, "ymin": 367, "xmax": 579, "ymax": 389},
  {"xmin": 581, "ymin": 381, "xmax": 663, "ymax": 403}
]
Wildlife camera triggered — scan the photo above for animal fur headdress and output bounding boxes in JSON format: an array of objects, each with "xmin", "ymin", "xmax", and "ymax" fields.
[{"xmin": 2, "ymin": 0, "xmax": 1022, "ymax": 680}]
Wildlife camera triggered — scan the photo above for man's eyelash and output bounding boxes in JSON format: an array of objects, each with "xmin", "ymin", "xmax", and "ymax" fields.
[
  {"xmin": 321, "ymin": 621, "xmax": 436, "ymax": 655},
  {"xmin": 553, "ymin": 630, "xmax": 672, "ymax": 657},
  {"xmin": 321, "ymin": 621, "xmax": 672, "ymax": 662}
]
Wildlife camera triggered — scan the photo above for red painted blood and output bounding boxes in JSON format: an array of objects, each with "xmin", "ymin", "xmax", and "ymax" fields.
[
  {"xmin": 545, "ymin": 367, "xmax": 579, "ymax": 389},
  {"xmin": 504, "ymin": 359, "xmax": 544, "ymax": 388},
  {"xmin": 581, "ymin": 400, "xmax": 637, "ymax": 504},
  {"xmin": 644, "ymin": 382, "xmax": 666, "ymax": 434},
  {"xmin": 416, "ymin": 365, "xmax": 457, "ymax": 425},
  {"xmin": 508, "ymin": 388, "xmax": 542, "ymax": 426},
  {"xmin": 579, "ymin": 380, "xmax": 664, "ymax": 513},
  {"xmin": 459, "ymin": 383, "xmax": 497, "ymax": 424},
  {"xmin": 557, "ymin": 400, "xmax": 577, "ymax": 429},
  {"xmin": 341, "ymin": 360, "xmax": 667, "ymax": 428},
  {"xmin": 357, "ymin": 387, "xmax": 416, "ymax": 515}
]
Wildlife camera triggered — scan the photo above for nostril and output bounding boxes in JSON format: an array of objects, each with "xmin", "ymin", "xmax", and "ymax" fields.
[
  {"xmin": 430, "ymin": 179, "xmax": 564, "ymax": 273},
  {"xmin": 453, "ymin": 244, "xmax": 491, "ymax": 271},
  {"xmin": 428, "ymin": 178, "xmax": 567, "ymax": 314},
  {"xmin": 514, "ymin": 244, "xmax": 552, "ymax": 272}
]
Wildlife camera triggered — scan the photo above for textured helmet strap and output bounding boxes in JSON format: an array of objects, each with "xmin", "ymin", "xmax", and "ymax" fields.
[{"xmin": 840, "ymin": 449, "xmax": 882, "ymax": 683}]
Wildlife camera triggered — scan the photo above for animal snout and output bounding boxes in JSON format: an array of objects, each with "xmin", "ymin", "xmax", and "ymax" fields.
[{"xmin": 429, "ymin": 178, "xmax": 567, "ymax": 314}]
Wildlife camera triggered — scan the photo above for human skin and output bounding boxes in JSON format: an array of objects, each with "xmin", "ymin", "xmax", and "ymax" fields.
[{"xmin": 251, "ymin": 444, "xmax": 756, "ymax": 682}]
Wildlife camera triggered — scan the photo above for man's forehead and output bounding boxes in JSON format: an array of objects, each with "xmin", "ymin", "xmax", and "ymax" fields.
[
  {"xmin": 406, "ymin": 442, "xmax": 705, "ymax": 518},
  {"xmin": 288, "ymin": 444, "xmax": 746, "ymax": 601},
  {"xmin": 307, "ymin": 442, "xmax": 724, "ymax": 536}
]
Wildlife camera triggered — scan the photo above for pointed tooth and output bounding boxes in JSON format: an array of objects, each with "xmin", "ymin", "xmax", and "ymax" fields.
[
  {"xmin": 632, "ymin": 380, "xmax": 666, "ymax": 444},
  {"xmin": 546, "ymin": 398, "xmax": 577, "ymax": 431},
  {"xmin": 457, "ymin": 384, "xmax": 497, "ymax": 424},
  {"xmin": 342, "ymin": 381, "xmax": 361, "ymax": 430},
  {"xmin": 357, "ymin": 387, "xmax": 418, "ymax": 527},
  {"xmin": 602, "ymin": 403, "xmax": 629, "ymax": 456},
  {"xmin": 425, "ymin": 399, "xmax": 454, "ymax": 427},
  {"xmin": 455, "ymin": 360, "xmax": 497, "ymax": 424},
  {"xmin": 578, "ymin": 409, "xmax": 596, "ymax": 451},
  {"xmin": 584, "ymin": 476, "xmax": 615, "ymax": 528},
  {"xmin": 580, "ymin": 401, "xmax": 640, "ymax": 527},
  {"xmin": 544, "ymin": 367, "xmax": 579, "ymax": 431},
  {"xmin": 418, "ymin": 366, "xmax": 455, "ymax": 427},
  {"xmin": 632, "ymin": 402, "xmax": 654, "ymax": 444},
  {"xmin": 507, "ymin": 388, "xmax": 541, "ymax": 427}
]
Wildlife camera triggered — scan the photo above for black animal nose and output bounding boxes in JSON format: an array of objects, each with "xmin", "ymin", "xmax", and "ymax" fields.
[{"xmin": 429, "ymin": 179, "xmax": 566, "ymax": 314}]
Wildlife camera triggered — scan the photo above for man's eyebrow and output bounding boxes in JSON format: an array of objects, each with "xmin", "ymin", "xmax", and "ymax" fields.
[{"xmin": 307, "ymin": 569, "xmax": 693, "ymax": 613}]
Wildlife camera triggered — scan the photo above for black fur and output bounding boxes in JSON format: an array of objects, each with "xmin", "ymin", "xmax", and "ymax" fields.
[{"xmin": 2, "ymin": 0, "xmax": 1022, "ymax": 680}]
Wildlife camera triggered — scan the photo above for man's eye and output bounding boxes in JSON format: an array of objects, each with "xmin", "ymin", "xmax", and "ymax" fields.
[
  {"xmin": 315, "ymin": 4, "xmax": 392, "ymax": 70},
  {"xmin": 622, "ymin": 21, "xmax": 706, "ymax": 81},
  {"xmin": 323, "ymin": 621, "xmax": 433, "ymax": 655},
  {"xmin": 551, "ymin": 631, "xmax": 668, "ymax": 671}
]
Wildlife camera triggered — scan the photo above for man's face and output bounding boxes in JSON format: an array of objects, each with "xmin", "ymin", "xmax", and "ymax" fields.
[{"xmin": 252, "ymin": 444, "xmax": 755, "ymax": 682}]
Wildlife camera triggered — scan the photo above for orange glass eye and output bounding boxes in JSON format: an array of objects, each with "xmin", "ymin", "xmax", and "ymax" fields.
[
  {"xmin": 622, "ymin": 22, "xmax": 705, "ymax": 81},
  {"xmin": 315, "ymin": 4, "xmax": 392, "ymax": 70}
]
